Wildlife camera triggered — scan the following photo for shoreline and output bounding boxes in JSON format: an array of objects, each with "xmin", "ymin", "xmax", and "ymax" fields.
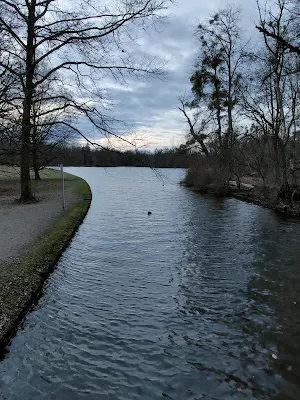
[
  {"xmin": 186, "ymin": 184, "xmax": 300, "ymax": 219},
  {"xmin": 0, "ymin": 173, "xmax": 92, "ymax": 354}
]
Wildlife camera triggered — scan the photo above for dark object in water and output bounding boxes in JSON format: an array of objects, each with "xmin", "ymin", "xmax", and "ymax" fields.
[{"xmin": 148, "ymin": 211, "xmax": 152, "ymax": 215}]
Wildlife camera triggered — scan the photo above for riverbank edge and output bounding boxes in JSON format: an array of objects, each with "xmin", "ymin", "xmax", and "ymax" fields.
[
  {"xmin": 0, "ymin": 176, "xmax": 92, "ymax": 354},
  {"xmin": 184, "ymin": 183, "xmax": 300, "ymax": 218}
]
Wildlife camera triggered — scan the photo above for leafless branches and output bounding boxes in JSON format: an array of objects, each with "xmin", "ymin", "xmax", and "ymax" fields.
[{"xmin": 0, "ymin": 0, "xmax": 174, "ymax": 200}]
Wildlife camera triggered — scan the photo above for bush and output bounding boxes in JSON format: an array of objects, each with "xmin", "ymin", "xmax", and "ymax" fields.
[
  {"xmin": 183, "ymin": 165, "xmax": 212, "ymax": 189},
  {"xmin": 183, "ymin": 160, "xmax": 232, "ymax": 195}
]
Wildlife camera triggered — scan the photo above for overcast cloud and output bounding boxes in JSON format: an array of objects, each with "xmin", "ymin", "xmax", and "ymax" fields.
[{"xmin": 88, "ymin": 0, "xmax": 260, "ymax": 151}]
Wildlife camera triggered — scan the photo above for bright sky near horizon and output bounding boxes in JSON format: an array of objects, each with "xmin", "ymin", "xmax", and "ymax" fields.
[{"xmin": 88, "ymin": 0, "xmax": 260, "ymax": 151}]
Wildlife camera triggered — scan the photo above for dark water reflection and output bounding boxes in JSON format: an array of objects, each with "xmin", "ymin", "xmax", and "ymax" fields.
[{"xmin": 0, "ymin": 167, "xmax": 300, "ymax": 400}]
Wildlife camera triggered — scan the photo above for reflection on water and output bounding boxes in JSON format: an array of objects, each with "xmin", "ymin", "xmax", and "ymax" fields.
[{"xmin": 0, "ymin": 167, "xmax": 300, "ymax": 400}]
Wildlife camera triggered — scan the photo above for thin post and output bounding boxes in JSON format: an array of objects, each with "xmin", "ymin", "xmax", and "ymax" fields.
[{"xmin": 60, "ymin": 164, "xmax": 65, "ymax": 211}]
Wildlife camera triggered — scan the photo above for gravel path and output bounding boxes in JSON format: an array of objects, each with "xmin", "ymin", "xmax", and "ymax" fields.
[{"xmin": 0, "ymin": 181, "xmax": 77, "ymax": 265}]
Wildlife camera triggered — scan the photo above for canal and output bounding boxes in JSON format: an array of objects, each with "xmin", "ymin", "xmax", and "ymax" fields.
[{"xmin": 0, "ymin": 167, "xmax": 300, "ymax": 399}]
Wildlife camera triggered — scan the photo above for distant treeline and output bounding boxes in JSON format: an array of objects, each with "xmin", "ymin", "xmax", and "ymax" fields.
[{"xmin": 51, "ymin": 145, "xmax": 197, "ymax": 168}]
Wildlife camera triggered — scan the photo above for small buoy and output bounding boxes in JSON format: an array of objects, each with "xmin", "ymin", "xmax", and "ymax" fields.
[{"xmin": 148, "ymin": 211, "xmax": 152, "ymax": 215}]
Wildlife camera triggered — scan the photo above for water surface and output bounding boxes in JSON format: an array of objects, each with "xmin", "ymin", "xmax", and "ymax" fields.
[{"xmin": 1, "ymin": 167, "xmax": 300, "ymax": 400}]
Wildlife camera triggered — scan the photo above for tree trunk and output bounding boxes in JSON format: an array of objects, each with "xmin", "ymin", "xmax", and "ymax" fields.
[
  {"xmin": 31, "ymin": 120, "xmax": 41, "ymax": 180},
  {"xmin": 273, "ymin": 136, "xmax": 281, "ymax": 184},
  {"xmin": 20, "ymin": 0, "xmax": 36, "ymax": 201},
  {"xmin": 274, "ymin": 71, "xmax": 288, "ymax": 187},
  {"xmin": 227, "ymin": 76, "xmax": 234, "ymax": 149},
  {"xmin": 216, "ymin": 108, "xmax": 222, "ymax": 146},
  {"xmin": 20, "ymin": 120, "xmax": 33, "ymax": 200},
  {"xmin": 32, "ymin": 147, "xmax": 41, "ymax": 180},
  {"xmin": 279, "ymin": 137, "xmax": 288, "ymax": 186},
  {"xmin": 225, "ymin": 52, "xmax": 234, "ymax": 179},
  {"xmin": 213, "ymin": 66, "xmax": 223, "ymax": 148}
]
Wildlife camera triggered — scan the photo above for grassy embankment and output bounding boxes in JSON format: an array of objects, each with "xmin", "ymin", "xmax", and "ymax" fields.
[{"xmin": 0, "ymin": 167, "xmax": 91, "ymax": 353}]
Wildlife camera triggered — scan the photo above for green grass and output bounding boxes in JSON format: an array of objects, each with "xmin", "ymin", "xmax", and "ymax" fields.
[{"xmin": 0, "ymin": 173, "xmax": 91, "ymax": 350}]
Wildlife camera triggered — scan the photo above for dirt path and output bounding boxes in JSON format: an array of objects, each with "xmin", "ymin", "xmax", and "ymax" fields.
[
  {"xmin": 0, "ymin": 180, "xmax": 78, "ymax": 265},
  {"xmin": 0, "ymin": 174, "xmax": 91, "ymax": 350}
]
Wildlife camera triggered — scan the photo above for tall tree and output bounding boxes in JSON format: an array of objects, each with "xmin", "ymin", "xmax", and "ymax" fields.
[
  {"xmin": 0, "ymin": 0, "xmax": 173, "ymax": 201},
  {"xmin": 189, "ymin": 42, "xmax": 226, "ymax": 148},
  {"xmin": 243, "ymin": 0, "xmax": 300, "ymax": 187},
  {"xmin": 186, "ymin": 5, "xmax": 246, "ymax": 178}
]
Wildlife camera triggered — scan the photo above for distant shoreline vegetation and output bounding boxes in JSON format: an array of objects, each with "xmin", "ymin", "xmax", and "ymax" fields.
[{"xmin": 50, "ymin": 145, "xmax": 197, "ymax": 169}]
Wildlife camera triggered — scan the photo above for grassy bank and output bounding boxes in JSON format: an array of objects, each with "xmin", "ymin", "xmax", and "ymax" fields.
[{"xmin": 0, "ymin": 170, "xmax": 91, "ymax": 353}]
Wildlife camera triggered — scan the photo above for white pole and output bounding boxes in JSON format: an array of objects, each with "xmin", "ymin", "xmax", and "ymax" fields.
[{"xmin": 60, "ymin": 164, "xmax": 65, "ymax": 211}]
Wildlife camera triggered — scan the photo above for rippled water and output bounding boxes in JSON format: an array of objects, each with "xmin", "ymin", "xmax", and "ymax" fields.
[{"xmin": 1, "ymin": 167, "xmax": 300, "ymax": 400}]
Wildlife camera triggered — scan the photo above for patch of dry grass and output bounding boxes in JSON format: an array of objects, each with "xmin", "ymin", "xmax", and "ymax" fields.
[
  {"xmin": 0, "ymin": 167, "xmax": 79, "ymax": 200},
  {"xmin": 0, "ymin": 166, "xmax": 76, "ymax": 181}
]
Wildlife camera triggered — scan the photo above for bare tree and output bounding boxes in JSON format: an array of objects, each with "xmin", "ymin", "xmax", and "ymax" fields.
[
  {"xmin": 195, "ymin": 5, "xmax": 246, "ymax": 155},
  {"xmin": 181, "ymin": 4, "xmax": 247, "ymax": 187},
  {"xmin": 189, "ymin": 43, "xmax": 226, "ymax": 149},
  {"xmin": 0, "ymin": 0, "xmax": 173, "ymax": 201},
  {"xmin": 242, "ymin": 0, "xmax": 300, "ymax": 188},
  {"xmin": 178, "ymin": 96, "xmax": 209, "ymax": 156}
]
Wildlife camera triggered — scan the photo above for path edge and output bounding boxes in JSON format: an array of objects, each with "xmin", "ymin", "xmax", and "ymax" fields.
[{"xmin": 0, "ymin": 176, "xmax": 92, "ymax": 355}]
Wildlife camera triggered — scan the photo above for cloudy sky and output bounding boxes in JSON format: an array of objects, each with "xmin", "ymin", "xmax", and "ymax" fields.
[{"xmin": 92, "ymin": 0, "xmax": 261, "ymax": 151}]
